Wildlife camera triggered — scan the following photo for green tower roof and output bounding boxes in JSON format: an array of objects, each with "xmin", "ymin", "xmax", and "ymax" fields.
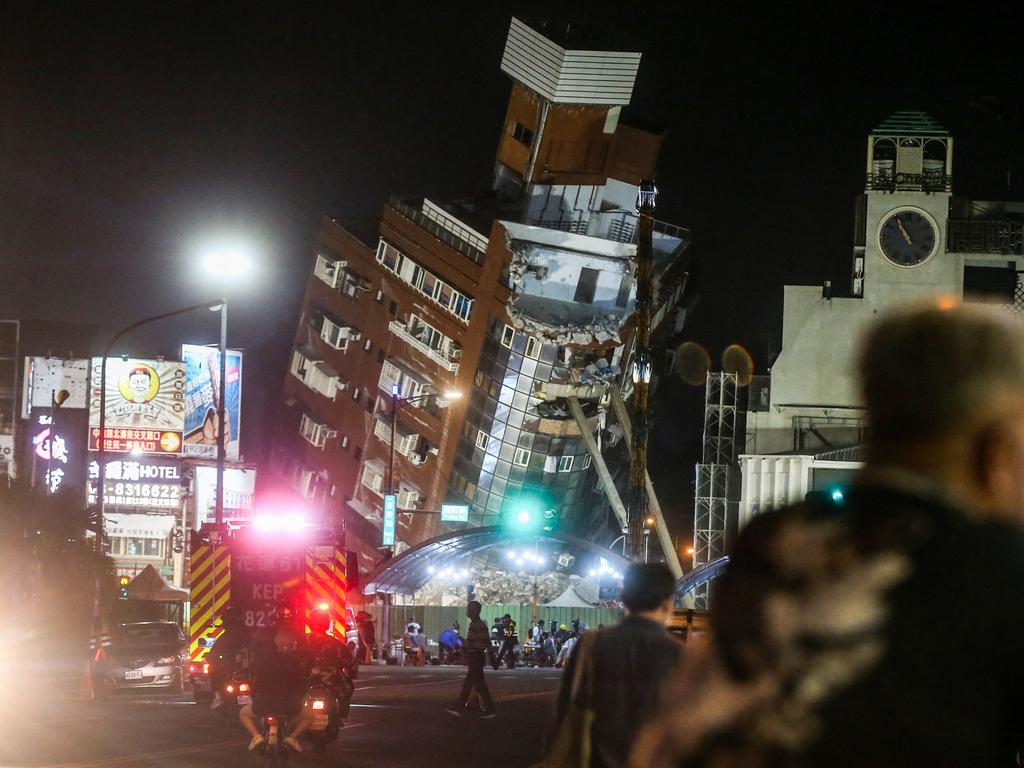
[{"xmin": 871, "ymin": 110, "xmax": 948, "ymax": 137}]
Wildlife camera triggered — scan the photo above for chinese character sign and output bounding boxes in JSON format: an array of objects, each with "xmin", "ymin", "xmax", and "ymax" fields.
[
  {"xmin": 89, "ymin": 358, "xmax": 186, "ymax": 453},
  {"xmin": 181, "ymin": 345, "xmax": 243, "ymax": 461},
  {"xmin": 382, "ymin": 494, "xmax": 397, "ymax": 546}
]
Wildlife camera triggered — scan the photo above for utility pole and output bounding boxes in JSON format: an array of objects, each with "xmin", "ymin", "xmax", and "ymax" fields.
[{"xmin": 626, "ymin": 180, "xmax": 657, "ymax": 560}]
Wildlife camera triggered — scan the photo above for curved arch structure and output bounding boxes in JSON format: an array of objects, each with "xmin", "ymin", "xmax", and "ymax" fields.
[
  {"xmin": 675, "ymin": 556, "xmax": 730, "ymax": 597},
  {"xmin": 362, "ymin": 526, "xmax": 632, "ymax": 596}
]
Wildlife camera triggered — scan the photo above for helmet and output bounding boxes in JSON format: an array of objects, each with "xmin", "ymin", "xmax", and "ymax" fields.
[
  {"xmin": 308, "ymin": 608, "xmax": 331, "ymax": 634},
  {"xmin": 559, "ymin": 624, "xmax": 567, "ymax": 631}
]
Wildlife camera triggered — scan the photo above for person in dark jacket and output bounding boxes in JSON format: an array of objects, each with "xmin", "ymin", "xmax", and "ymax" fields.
[
  {"xmin": 632, "ymin": 303, "xmax": 1024, "ymax": 768},
  {"xmin": 551, "ymin": 563, "xmax": 681, "ymax": 768},
  {"xmin": 447, "ymin": 601, "xmax": 497, "ymax": 717},
  {"xmin": 495, "ymin": 613, "xmax": 518, "ymax": 669}
]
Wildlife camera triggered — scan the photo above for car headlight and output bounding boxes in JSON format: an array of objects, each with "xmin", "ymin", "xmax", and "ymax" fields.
[{"xmin": 156, "ymin": 656, "xmax": 177, "ymax": 665}]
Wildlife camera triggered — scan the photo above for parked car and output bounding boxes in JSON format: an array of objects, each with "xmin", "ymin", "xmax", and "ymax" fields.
[{"xmin": 93, "ymin": 621, "xmax": 189, "ymax": 693}]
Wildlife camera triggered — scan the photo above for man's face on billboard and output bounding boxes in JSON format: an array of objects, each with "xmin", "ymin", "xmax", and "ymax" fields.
[{"xmin": 128, "ymin": 372, "xmax": 151, "ymax": 402}]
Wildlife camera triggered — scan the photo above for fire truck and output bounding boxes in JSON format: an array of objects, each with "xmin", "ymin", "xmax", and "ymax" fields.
[{"xmin": 187, "ymin": 520, "xmax": 355, "ymax": 665}]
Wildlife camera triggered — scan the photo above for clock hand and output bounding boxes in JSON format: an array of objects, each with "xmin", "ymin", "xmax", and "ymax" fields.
[{"xmin": 896, "ymin": 217, "xmax": 913, "ymax": 245}]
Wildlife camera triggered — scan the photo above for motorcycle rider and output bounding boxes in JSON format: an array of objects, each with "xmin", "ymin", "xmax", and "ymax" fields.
[
  {"xmin": 306, "ymin": 606, "xmax": 356, "ymax": 720},
  {"xmin": 208, "ymin": 606, "xmax": 251, "ymax": 709},
  {"xmin": 239, "ymin": 605, "xmax": 315, "ymax": 753}
]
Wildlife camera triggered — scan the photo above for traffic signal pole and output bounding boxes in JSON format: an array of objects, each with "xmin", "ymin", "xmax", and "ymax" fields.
[{"xmin": 625, "ymin": 181, "xmax": 658, "ymax": 561}]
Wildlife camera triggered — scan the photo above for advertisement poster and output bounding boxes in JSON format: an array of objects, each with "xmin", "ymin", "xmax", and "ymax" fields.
[
  {"xmin": 22, "ymin": 357, "xmax": 89, "ymax": 418},
  {"xmin": 181, "ymin": 345, "xmax": 242, "ymax": 461},
  {"xmin": 88, "ymin": 457, "xmax": 184, "ymax": 510},
  {"xmin": 89, "ymin": 358, "xmax": 186, "ymax": 454}
]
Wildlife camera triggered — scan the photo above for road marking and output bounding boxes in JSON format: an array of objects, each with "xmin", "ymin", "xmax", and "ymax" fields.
[
  {"xmin": 494, "ymin": 690, "xmax": 557, "ymax": 703},
  {"xmin": 350, "ymin": 703, "xmax": 397, "ymax": 709},
  {"xmin": 356, "ymin": 678, "xmax": 460, "ymax": 692},
  {"xmin": 31, "ymin": 738, "xmax": 245, "ymax": 768}
]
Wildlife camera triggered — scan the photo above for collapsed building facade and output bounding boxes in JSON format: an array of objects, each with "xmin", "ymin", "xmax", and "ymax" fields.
[{"xmin": 272, "ymin": 18, "xmax": 689, "ymax": 573}]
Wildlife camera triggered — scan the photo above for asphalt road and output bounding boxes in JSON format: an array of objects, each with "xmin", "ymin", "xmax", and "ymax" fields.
[{"xmin": 7, "ymin": 665, "xmax": 561, "ymax": 768}]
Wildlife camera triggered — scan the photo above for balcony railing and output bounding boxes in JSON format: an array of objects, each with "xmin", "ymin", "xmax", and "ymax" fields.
[
  {"xmin": 947, "ymin": 219, "xmax": 1024, "ymax": 255},
  {"xmin": 389, "ymin": 195, "xmax": 486, "ymax": 265},
  {"xmin": 866, "ymin": 172, "xmax": 952, "ymax": 194},
  {"xmin": 388, "ymin": 320, "xmax": 460, "ymax": 373}
]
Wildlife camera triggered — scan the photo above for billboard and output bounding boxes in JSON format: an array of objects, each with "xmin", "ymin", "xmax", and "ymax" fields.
[
  {"xmin": 88, "ymin": 457, "xmax": 184, "ymax": 510},
  {"xmin": 181, "ymin": 345, "xmax": 242, "ymax": 461},
  {"xmin": 22, "ymin": 357, "xmax": 89, "ymax": 418},
  {"xmin": 24, "ymin": 408, "xmax": 89, "ymax": 497},
  {"xmin": 194, "ymin": 464, "xmax": 256, "ymax": 525},
  {"xmin": 89, "ymin": 358, "xmax": 186, "ymax": 454}
]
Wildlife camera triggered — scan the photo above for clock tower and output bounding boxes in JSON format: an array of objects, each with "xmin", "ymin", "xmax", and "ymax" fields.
[{"xmin": 853, "ymin": 112, "xmax": 954, "ymax": 301}]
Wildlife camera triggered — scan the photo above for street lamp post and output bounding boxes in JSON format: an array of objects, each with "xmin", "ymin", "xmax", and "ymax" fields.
[
  {"xmin": 214, "ymin": 300, "xmax": 228, "ymax": 528},
  {"xmin": 94, "ymin": 301, "xmax": 223, "ymax": 553},
  {"xmin": 381, "ymin": 383, "xmax": 461, "ymax": 657}
]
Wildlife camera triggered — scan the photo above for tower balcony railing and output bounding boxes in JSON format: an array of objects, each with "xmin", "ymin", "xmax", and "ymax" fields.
[
  {"xmin": 947, "ymin": 219, "xmax": 1024, "ymax": 255},
  {"xmin": 866, "ymin": 172, "xmax": 952, "ymax": 194}
]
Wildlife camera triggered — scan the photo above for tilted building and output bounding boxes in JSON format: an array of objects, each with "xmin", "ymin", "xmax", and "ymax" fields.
[{"xmin": 272, "ymin": 18, "xmax": 689, "ymax": 573}]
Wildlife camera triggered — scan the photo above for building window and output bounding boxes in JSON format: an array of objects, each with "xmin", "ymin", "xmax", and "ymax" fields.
[
  {"xmin": 524, "ymin": 336, "xmax": 541, "ymax": 359},
  {"xmin": 615, "ymin": 274, "xmax": 632, "ymax": 307},
  {"xmin": 366, "ymin": 397, "xmax": 375, "ymax": 413},
  {"xmin": 376, "ymin": 289, "xmax": 384, "ymax": 303},
  {"xmin": 354, "ymin": 446, "xmax": 363, "ymax": 461},
  {"xmin": 341, "ymin": 435, "xmax": 349, "ymax": 449},
  {"xmin": 513, "ymin": 448, "xmax": 531, "ymax": 467},
  {"xmin": 378, "ymin": 350, "xmax": 386, "ymax": 363},
  {"xmin": 544, "ymin": 455, "xmax": 558, "ymax": 474},
  {"xmin": 299, "ymin": 413, "xmax": 336, "ymax": 449},
  {"xmin": 320, "ymin": 316, "xmax": 351, "ymax": 351},
  {"xmin": 476, "ymin": 430, "xmax": 488, "ymax": 450},
  {"xmin": 376, "ymin": 238, "xmax": 473, "ymax": 323},
  {"xmin": 582, "ymin": 454, "xmax": 592, "ymax": 469},
  {"xmin": 511, "ymin": 121, "xmax": 534, "ymax": 147},
  {"xmin": 314, "ymin": 249, "xmax": 343, "ymax": 289},
  {"xmin": 574, "ymin": 268, "xmax": 600, "ymax": 304},
  {"xmin": 500, "ymin": 325, "xmax": 515, "ymax": 348},
  {"xmin": 388, "ymin": 300, "xmax": 398, "ymax": 315},
  {"xmin": 352, "ymin": 387, "xmax": 361, "ymax": 401},
  {"xmin": 558, "ymin": 455, "xmax": 574, "ymax": 472},
  {"xmin": 364, "ymin": 338, "xmax": 373, "ymax": 353}
]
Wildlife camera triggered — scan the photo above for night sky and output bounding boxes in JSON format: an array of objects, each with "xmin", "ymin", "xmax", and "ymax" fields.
[{"xmin": 3, "ymin": 6, "xmax": 1022, "ymax": 535}]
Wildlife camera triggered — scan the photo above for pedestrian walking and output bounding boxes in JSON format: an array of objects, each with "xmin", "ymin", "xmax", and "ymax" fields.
[
  {"xmin": 632, "ymin": 302, "xmax": 1024, "ymax": 768},
  {"xmin": 495, "ymin": 613, "xmax": 518, "ymax": 669},
  {"xmin": 548, "ymin": 563, "xmax": 681, "ymax": 768},
  {"xmin": 447, "ymin": 601, "xmax": 496, "ymax": 717}
]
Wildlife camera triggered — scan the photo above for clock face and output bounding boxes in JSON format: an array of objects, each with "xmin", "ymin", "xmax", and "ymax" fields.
[{"xmin": 878, "ymin": 208, "xmax": 938, "ymax": 268}]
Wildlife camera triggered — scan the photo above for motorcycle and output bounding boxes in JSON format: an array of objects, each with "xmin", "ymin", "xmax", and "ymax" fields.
[
  {"xmin": 258, "ymin": 712, "xmax": 291, "ymax": 768},
  {"xmin": 301, "ymin": 664, "xmax": 355, "ymax": 752},
  {"xmin": 221, "ymin": 671, "xmax": 253, "ymax": 721},
  {"xmin": 303, "ymin": 682, "xmax": 341, "ymax": 753}
]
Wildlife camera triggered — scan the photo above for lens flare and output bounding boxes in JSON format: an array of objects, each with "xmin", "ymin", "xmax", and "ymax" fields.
[
  {"xmin": 674, "ymin": 341, "xmax": 711, "ymax": 386},
  {"xmin": 722, "ymin": 344, "xmax": 755, "ymax": 387}
]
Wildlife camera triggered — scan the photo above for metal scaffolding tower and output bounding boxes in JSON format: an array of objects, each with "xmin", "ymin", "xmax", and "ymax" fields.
[{"xmin": 692, "ymin": 372, "xmax": 740, "ymax": 609}]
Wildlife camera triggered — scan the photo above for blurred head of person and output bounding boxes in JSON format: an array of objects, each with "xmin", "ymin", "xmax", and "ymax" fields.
[
  {"xmin": 466, "ymin": 601, "xmax": 482, "ymax": 620},
  {"xmin": 621, "ymin": 562, "xmax": 676, "ymax": 624},
  {"xmin": 860, "ymin": 302, "xmax": 1024, "ymax": 522}
]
